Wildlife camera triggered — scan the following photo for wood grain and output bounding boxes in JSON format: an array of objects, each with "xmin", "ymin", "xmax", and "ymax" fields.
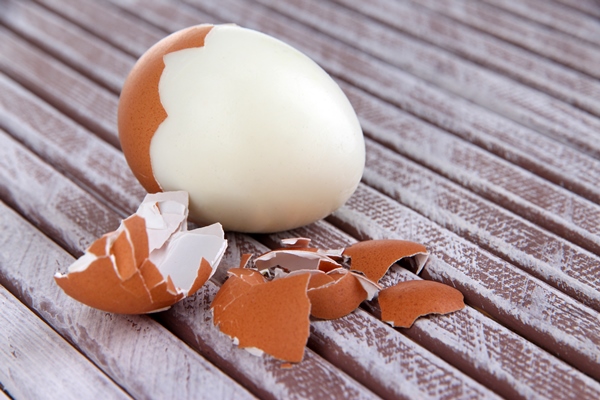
[
  {"xmin": 270, "ymin": 221, "xmax": 600, "ymax": 400},
  {"xmin": 553, "ymin": 0, "xmax": 600, "ymax": 19},
  {"xmin": 329, "ymin": 183, "xmax": 600, "ymax": 381},
  {"xmin": 0, "ymin": 73, "xmax": 144, "ymax": 223},
  {"xmin": 0, "ymin": 0, "xmax": 129, "ymax": 93},
  {"xmin": 0, "ymin": 147, "xmax": 255, "ymax": 399},
  {"xmin": 217, "ymin": 232, "xmax": 500, "ymax": 400},
  {"xmin": 333, "ymin": 0, "xmax": 600, "ymax": 118},
  {"xmin": 481, "ymin": 0, "xmax": 600, "ymax": 47},
  {"xmin": 1, "ymin": 0, "xmax": 599, "ymax": 397},
  {"xmin": 0, "ymin": 285, "xmax": 130, "ymax": 400},
  {"xmin": 416, "ymin": 0, "xmax": 600, "ymax": 79},
  {"xmin": 258, "ymin": 0, "xmax": 600, "ymax": 161},
  {"xmin": 0, "ymin": 25, "xmax": 120, "ymax": 148}
]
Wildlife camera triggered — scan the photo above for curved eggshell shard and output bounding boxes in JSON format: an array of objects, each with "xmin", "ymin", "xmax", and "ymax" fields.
[
  {"xmin": 55, "ymin": 193, "xmax": 227, "ymax": 314},
  {"xmin": 213, "ymin": 273, "xmax": 311, "ymax": 363},
  {"xmin": 343, "ymin": 240, "xmax": 429, "ymax": 282},
  {"xmin": 307, "ymin": 269, "xmax": 368, "ymax": 320},
  {"xmin": 378, "ymin": 280, "xmax": 465, "ymax": 328},
  {"xmin": 118, "ymin": 25, "xmax": 214, "ymax": 192}
]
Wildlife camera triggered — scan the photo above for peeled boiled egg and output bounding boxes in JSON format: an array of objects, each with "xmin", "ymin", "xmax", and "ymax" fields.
[{"xmin": 118, "ymin": 24, "xmax": 365, "ymax": 233}]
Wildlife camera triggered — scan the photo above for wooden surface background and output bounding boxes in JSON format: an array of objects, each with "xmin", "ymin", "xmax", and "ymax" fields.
[{"xmin": 1, "ymin": 0, "xmax": 599, "ymax": 398}]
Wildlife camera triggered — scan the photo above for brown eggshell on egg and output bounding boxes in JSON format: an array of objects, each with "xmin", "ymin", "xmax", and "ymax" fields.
[
  {"xmin": 378, "ymin": 280, "xmax": 465, "ymax": 328},
  {"xmin": 343, "ymin": 240, "xmax": 429, "ymax": 282},
  {"xmin": 118, "ymin": 24, "xmax": 213, "ymax": 193}
]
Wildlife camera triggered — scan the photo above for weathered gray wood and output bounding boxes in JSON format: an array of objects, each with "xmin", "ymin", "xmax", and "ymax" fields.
[
  {"xmin": 329, "ymin": 184, "xmax": 600, "ymax": 381},
  {"xmin": 269, "ymin": 221, "xmax": 600, "ymax": 400},
  {"xmin": 257, "ymin": 0, "xmax": 600, "ymax": 160},
  {"xmin": 481, "ymin": 0, "xmax": 600, "ymax": 47},
  {"xmin": 553, "ymin": 0, "xmax": 600, "ymax": 19},
  {"xmin": 333, "ymin": 0, "xmax": 600, "ymax": 119},
  {"xmin": 35, "ymin": 0, "xmax": 165, "ymax": 57},
  {"xmin": 0, "ymin": 0, "xmax": 129, "ymax": 92},
  {"xmin": 416, "ymin": 0, "xmax": 600, "ymax": 79},
  {"xmin": 358, "ymin": 136, "xmax": 600, "ymax": 310},
  {"xmin": 0, "ymin": 26, "xmax": 120, "ymax": 147},
  {"xmin": 0, "ymin": 73, "xmax": 144, "ymax": 224},
  {"xmin": 0, "ymin": 285, "xmax": 131, "ymax": 400},
  {"xmin": 46, "ymin": 0, "xmax": 600, "ymax": 209},
  {"xmin": 0, "ymin": 142, "xmax": 256, "ymax": 399}
]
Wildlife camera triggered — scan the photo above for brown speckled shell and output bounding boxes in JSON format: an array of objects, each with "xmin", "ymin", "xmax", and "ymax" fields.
[{"xmin": 118, "ymin": 25, "xmax": 213, "ymax": 193}]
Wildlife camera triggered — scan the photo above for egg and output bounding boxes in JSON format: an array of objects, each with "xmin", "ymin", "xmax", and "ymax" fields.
[{"xmin": 118, "ymin": 24, "xmax": 365, "ymax": 233}]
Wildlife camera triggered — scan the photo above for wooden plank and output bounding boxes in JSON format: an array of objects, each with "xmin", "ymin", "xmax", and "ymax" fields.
[
  {"xmin": 35, "ymin": 0, "xmax": 165, "ymax": 57},
  {"xmin": 415, "ymin": 0, "xmax": 600, "ymax": 80},
  {"xmin": 328, "ymin": 183, "xmax": 600, "ymax": 381},
  {"xmin": 0, "ymin": 0, "xmax": 129, "ymax": 93},
  {"xmin": 334, "ymin": 81, "xmax": 600, "ymax": 305},
  {"xmin": 183, "ymin": 0, "xmax": 600, "ymax": 208},
  {"xmin": 268, "ymin": 220, "xmax": 600, "ymax": 400},
  {"xmin": 0, "ymin": 25, "xmax": 120, "ymax": 148},
  {"xmin": 359, "ymin": 136, "xmax": 600, "ymax": 310},
  {"xmin": 0, "ymin": 73, "xmax": 144, "ymax": 225},
  {"xmin": 0, "ymin": 284, "xmax": 131, "ymax": 400},
  {"xmin": 0, "ymin": 136, "xmax": 255, "ymax": 399},
  {"xmin": 553, "ymin": 0, "xmax": 600, "ymax": 19},
  {"xmin": 256, "ymin": 0, "xmax": 600, "ymax": 161},
  {"xmin": 481, "ymin": 0, "xmax": 600, "ymax": 47},
  {"xmin": 332, "ymin": 0, "xmax": 600, "ymax": 119}
]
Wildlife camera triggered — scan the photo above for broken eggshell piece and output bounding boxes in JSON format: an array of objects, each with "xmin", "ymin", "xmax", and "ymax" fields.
[
  {"xmin": 54, "ymin": 191, "xmax": 227, "ymax": 314},
  {"xmin": 211, "ymin": 269, "xmax": 311, "ymax": 363},
  {"xmin": 343, "ymin": 239, "xmax": 429, "ymax": 282},
  {"xmin": 378, "ymin": 280, "xmax": 465, "ymax": 328}
]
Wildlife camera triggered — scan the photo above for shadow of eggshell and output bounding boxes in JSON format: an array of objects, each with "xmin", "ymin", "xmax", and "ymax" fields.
[
  {"xmin": 343, "ymin": 240, "xmax": 429, "ymax": 282},
  {"xmin": 307, "ymin": 269, "xmax": 368, "ymax": 320},
  {"xmin": 378, "ymin": 280, "xmax": 465, "ymax": 328},
  {"xmin": 212, "ymin": 273, "xmax": 311, "ymax": 363}
]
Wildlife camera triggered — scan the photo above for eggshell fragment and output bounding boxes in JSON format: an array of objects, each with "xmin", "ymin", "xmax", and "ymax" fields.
[
  {"xmin": 254, "ymin": 249, "xmax": 341, "ymax": 273},
  {"xmin": 307, "ymin": 269, "xmax": 368, "ymax": 320},
  {"xmin": 54, "ymin": 192, "xmax": 227, "ymax": 314},
  {"xmin": 212, "ymin": 272, "xmax": 311, "ymax": 363},
  {"xmin": 378, "ymin": 280, "xmax": 465, "ymax": 328},
  {"xmin": 118, "ymin": 24, "xmax": 365, "ymax": 233},
  {"xmin": 343, "ymin": 240, "xmax": 429, "ymax": 282}
]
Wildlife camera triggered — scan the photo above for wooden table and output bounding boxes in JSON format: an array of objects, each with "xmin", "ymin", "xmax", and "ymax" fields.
[{"xmin": 1, "ymin": 0, "xmax": 599, "ymax": 398}]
